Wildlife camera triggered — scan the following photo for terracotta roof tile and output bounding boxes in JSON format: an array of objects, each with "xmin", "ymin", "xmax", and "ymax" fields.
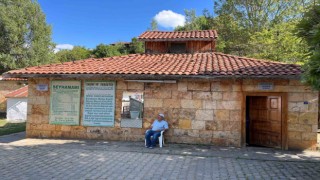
[
  {"xmin": 0, "ymin": 76, "xmax": 27, "ymax": 81},
  {"xmin": 5, "ymin": 86, "xmax": 28, "ymax": 98},
  {"xmin": 138, "ymin": 30, "xmax": 218, "ymax": 41},
  {"xmin": 4, "ymin": 53, "xmax": 301, "ymax": 79}
]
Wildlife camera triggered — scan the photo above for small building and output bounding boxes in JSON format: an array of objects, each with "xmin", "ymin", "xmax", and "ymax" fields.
[
  {"xmin": 3, "ymin": 30, "xmax": 319, "ymax": 150},
  {"xmin": 5, "ymin": 86, "xmax": 28, "ymax": 122},
  {"xmin": 0, "ymin": 76, "xmax": 27, "ymax": 116}
]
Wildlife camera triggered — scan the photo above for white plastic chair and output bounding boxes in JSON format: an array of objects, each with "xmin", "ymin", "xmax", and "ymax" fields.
[{"xmin": 145, "ymin": 130, "xmax": 165, "ymax": 148}]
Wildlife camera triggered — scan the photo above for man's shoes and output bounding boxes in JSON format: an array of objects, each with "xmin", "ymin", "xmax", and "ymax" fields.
[{"xmin": 148, "ymin": 146, "xmax": 154, "ymax": 149}]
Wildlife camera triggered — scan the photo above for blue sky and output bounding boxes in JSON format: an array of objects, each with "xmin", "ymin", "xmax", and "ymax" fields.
[{"xmin": 37, "ymin": 0, "xmax": 214, "ymax": 51}]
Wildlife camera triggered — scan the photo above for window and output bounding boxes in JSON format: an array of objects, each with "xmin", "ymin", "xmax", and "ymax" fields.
[
  {"xmin": 121, "ymin": 91, "xmax": 144, "ymax": 128},
  {"xmin": 169, "ymin": 42, "xmax": 186, "ymax": 53}
]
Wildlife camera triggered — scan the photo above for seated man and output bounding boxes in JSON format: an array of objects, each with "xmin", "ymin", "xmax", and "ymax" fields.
[{"xmin": 145, "ymin": 113, "xmax": 169, "ymax": 149}]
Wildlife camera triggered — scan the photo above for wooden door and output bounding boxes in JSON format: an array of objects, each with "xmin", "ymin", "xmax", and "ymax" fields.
[{"xmin": 249, "ymin": 96, "xmax": 282, "ymax": 148}]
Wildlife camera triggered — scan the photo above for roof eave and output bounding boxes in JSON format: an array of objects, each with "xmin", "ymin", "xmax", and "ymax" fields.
[{"xmin": 3, "ymin": 73, "xmax": 301, "ymax": 80}]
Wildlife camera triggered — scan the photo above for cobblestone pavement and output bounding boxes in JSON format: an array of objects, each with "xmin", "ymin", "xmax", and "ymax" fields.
[{"xmin": 0, "ymin": 133, "xmax": 320, "ymax": 180}]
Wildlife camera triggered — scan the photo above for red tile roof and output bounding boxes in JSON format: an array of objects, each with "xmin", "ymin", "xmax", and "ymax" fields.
[
  {"xmin": 4, "ymin": 53, "xmax": 301, "ymax": 79},
  {"xmin": 138, "ymin": 30, "xmax": 218, "ymax": 41},
  {"xmin": 0, "ymin": 76, "xmax": 27, "ymax": 81},
  {"xmin": 5, "ymin": 86, "xmax": 28, "ymax": 98}
]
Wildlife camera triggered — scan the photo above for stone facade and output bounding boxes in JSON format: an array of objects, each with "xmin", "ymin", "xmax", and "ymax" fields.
[
  {"xmin": 0, "ymin": 80, "xmax": 27, "ymax": 113},
  {"xmin": 26, "ymin": 78, "xmax": 318, "ymax": 150}
]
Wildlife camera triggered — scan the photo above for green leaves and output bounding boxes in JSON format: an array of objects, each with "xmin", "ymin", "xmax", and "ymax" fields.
[
  {"xmin": 0, "ymin": 0, "xmax": 54, "ymax": 72},
  {"xmin": 297, "ymin": 2, "xmax": 320, "ymax": 89}
]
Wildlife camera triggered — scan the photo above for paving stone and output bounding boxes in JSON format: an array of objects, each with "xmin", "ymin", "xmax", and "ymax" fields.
[{"xmin": 0, "ymin": 132, "xmax": 320, "ymax": 179}]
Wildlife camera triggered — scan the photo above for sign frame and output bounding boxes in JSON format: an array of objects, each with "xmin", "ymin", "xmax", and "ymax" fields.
[
  {"xmin": 82, "ymin": 80, "xmax": 116, "ymax": 127},
  {"xmin": 49, "ymin": 80, "xmax": 81, "ymax": 125}
]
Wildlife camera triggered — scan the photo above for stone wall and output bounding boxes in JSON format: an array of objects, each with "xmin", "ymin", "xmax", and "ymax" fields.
[
  {"xmin": 0, "ymin": 80, "xmax": 27, "ymax": 113},
  {"xmin": 26, "ymin": 78, "xmax": 318, "ymax": 150}
]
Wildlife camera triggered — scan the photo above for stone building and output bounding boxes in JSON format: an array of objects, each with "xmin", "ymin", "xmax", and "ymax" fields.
[{"xmin": 4, "ymin": 30, "xmax": 319, "ymax": 150}]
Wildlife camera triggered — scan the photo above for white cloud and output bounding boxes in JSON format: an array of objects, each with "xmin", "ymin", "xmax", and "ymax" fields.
[
  {"xmin": 54, "ymin": 44, "xmax": 74, "ymax": 53},
  {"xmin": 154, "ymin": 10, "xmax": 185, "ymax": 29}
]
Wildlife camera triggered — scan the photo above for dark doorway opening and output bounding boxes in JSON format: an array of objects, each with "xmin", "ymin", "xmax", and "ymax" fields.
[{"xmin": 246, "ymin": 96, "xmax": 282, "ymax": 148}]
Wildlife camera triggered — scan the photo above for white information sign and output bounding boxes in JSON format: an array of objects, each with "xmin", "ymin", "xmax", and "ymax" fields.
[
  {"xmin": 50, "ymin": 81, "xmax": 81, "ymax": 125},
  {"xmin": 83, "ymin": 81, "xmax": 115, "ymax": 127},
  {"xmin": 258, "ymin": 82, "xmax": 274, "ymax": 90},
  {"xmin": 36, "ymin": 84, "xmax": 48, "ymax": 91}
]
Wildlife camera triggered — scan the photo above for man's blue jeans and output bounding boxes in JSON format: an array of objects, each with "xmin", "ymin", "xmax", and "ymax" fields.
[{"xmin": 145, "ymin": 130, "xmax": 161, "ymax": 147}]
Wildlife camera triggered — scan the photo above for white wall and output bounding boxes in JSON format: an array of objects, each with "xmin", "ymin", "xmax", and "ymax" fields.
[{"xmin": 6, "ymin": 98, "xmax": 27, "ymax": 122}]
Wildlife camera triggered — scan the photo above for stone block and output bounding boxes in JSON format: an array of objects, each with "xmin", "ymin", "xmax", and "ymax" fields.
[
  {"xmin": 178, "ymin": 81, "xmax": 188, "ymax": 91},
  {"xmin": 288, "ymin": 131, "xmax": 302, "ymax": 140},
  {"xmin": 288, "ymin": 102, "xmax": 308, "ymax": 112},
  {"xmin": 288, "ymin": 139, "xmax": 317, "ymax": 150},
  {"xmin": 214, "ymin": 110, "xmax": 230, "ymax": 121},
  {"xmin": 195, "ymin": 110, "xmax": 214, "ymax": 121},
  {"xmin": 191, "ymin": 120, "xmax": 205, "ymax": 130},
  {"xmin": 116, "ymin": 81, "xmax": 127, "ymax": 90},
  {"xmin": 161, "ymin": 83, "xmax": 178, "ymax": 91},
  {"xmin": 304, "ymin": 92, "xmax": 318, "ymax": 101},
  {"xmin": 127, "ymin": 82, "xmax": 144, "ymax": 90},
  {"xmin": 242, "ymin": 85, "xmax": 256, "ymax": 91},
  {"xmin": 222, "ymin": 121, "xmax": 241, "ymax": 131},
  {"xmin": 312, "ymin": 125, "xmax": 318, "ymax": 132},
  {"xmin": 31, "ymin": 104, "xmax": 49, "ymax": 115},
  {"xmin": 229, "ymin": 110, "xmax": 241, "ymax": 122},
  {"xmin": 211, "ymin": 92, "xmax": 223, "ymax": 100},
  {"xmin": 187, "ymin": 82, "xmax": 210, "ymax": 91},
  {"xmin": 163, "ymin": 99, "xmax": 181, "ymax": 108},
  {"xmin": 289, "ymin": 80, "xmax": 303, "ymax": 86},
  {"xmin": 288, "ymin": 123, "xmax": 312, "ymax": 132},
  {"xmin": 61, "ymin": 125, "xmax": 71, "ymax": 132},
  {"xmin": 153, "ymin": 90, "xmax": 172, "ymax": 99},
  {"xmin": 199, "ymin": 130, "xmax": 213, "ymax": 138},
  {"xmin": 203, "ymin": 100, "xmax": 216, "ymax": 110},
  {"xmin": 288, "ymin": 93, "xmax": 304, "ymax": 102},
  {"xmin": 144, "ymin": 99, "xmax": 163, "ymax": 108},
  {"xmin": 192, "ymin": 92, "xmax": 212, "ymax": 100},
  {"xmin": 302, "ymin": 132, "xmax": 317, "ymax": 141},
  {"xmin": 72, "ymin": 126, "xmax": 86, "ymax": 132},
  {"xmin": 222, "ymin": 92, "xmax": 242, "ymax": 101},
  {"xmin": 232, "ymin": 84, "xmax": 242, "ymax": 92},
  {"xmin": 298, "ymin": 112, "xmax": 318, "ymax": 125},
  {"xmin": 205, "ymin": 121, "xmax": 217, "ymax": 130},
  {"xmin": 212, "ymin": 138, "xmax": 228, "ymax": 146},
  {"xmin": 181, "ymin": 99, "xmax": 202, "ymax": 109},
  {"xmin": 179, "ymin": 119, "xmax": 191, "ymax": 129},
  {"xmin": 51, "ymin": 131, "xmax": 62, "ymax": 138},
  {"xmin": 173, "ymin": 129, "xmax": 188, "ymax": 136},
  {"xmin": 288, "ymin": 112, "xmax": 299, "ymax": 123},
  {"xmin": 171, "ymin": 91, "xmax": 192, "ymax": 99},
  {"xmin": 213, "ymin": 131, "xmax": 227, "ymax": 139},
  {"xmin": 228, "ymin": 139, "xmax": 241, "ymax": 147},
  {"xmin": 188, "ymin": 130, "xmax": 200, "ymax": 137},
  {"xmin": 216, "ymin": 101, "xmax": 241, "ymax": 110}
]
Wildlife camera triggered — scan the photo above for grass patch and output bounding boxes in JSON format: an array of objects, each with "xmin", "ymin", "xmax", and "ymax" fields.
[{"xmin": 0, "ymin": 119, "xmax": 26, "ymax": 136}]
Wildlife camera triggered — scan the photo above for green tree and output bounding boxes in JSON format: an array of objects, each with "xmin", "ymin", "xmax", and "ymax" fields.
[
  {"xmin": 0, "ymin": 0, "xmax": 54, "ymax": 72},
  {"xmin": 129, "ymin": 38, "xmax": 144, "ymax": 54},
  {"xmin": 148, "ymin": 19, "xmax": 158, "ymax": 31},
  {"xmin": 54, "ymin": 46, "xmax": 91, "ymax": 63},
  {"xmin": 296, "ymin": 1, "xmax": 320, "ymax": 89},
  {"xmin": 92, "ymin": 43, "xmax": 125, "ymax": 58},
  {"xmin": 249, "ymin": 21, "xmax": 308, "ymax": 64}
]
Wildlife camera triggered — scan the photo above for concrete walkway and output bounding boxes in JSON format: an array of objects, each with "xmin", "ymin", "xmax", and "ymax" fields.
[{"xmin": 0, "ymin": 132, "xmax": 320, "ymax": 179}]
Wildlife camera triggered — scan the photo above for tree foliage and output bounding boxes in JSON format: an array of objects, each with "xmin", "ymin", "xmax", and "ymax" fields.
[
  {"xmin": 296, "ymin": 1, "xmax": 320, "ymax": 89},
  {"xmin": 0, "ymin": 0, "xmax": 54, "ymax": 72},
  {"xmin": 175, "ymin": 0, "xmax": 311, "ymax": 61},
  {"xmin": 54, "ymin": 46, "xmax": 91, "ymax": 63}
]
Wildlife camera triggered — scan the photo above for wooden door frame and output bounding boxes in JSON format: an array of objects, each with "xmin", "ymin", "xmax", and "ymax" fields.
[{"xmin": 242, "ymin": 92, "xmax": 288, "ymax": 150}]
